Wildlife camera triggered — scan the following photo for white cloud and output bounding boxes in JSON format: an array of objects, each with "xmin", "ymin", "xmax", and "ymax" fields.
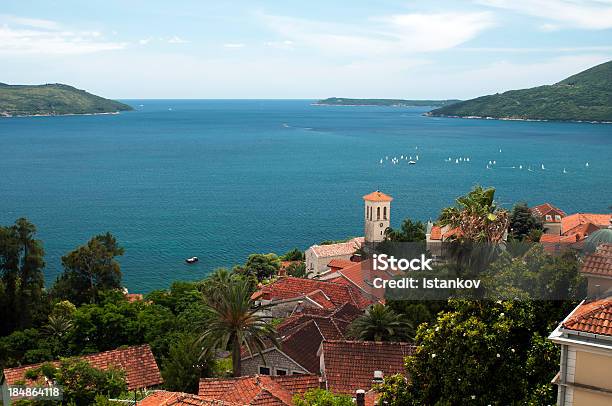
[
  {"xmin": 478, "ymin": 0, "xmax": 612, "ymax": 29},
  {"xmin": 223, "ymin": 43, "xmax": 245, "ymax": 48},
  {"xmin": 0, "ymin": 15, "xmax": 126, "ymax": 54},
  {"xmin": 138, "ymin": 38, "xmax": 152, "ymax": 45},
  {"xmin": 259, "ymin": 11, "xmax": 496, "ymax": 56},
  {"xmin": 167, "ymin": 35, "xmax": 188, "ymax": 44},
  {"xmin": 265, "ymin": 40, "xmax": 294, "ymax": 50}
]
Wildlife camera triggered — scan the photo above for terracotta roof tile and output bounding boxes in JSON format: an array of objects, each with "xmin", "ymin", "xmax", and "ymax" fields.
[
  {"xmin": 327, "ymin": 258, "xmax": 355, "ymax": 269},
  {"xmin": 198, "ymin": 375, "xmax": 318, "ymax": 405},
  {"xmin": 321, "ymin": 340, "xmax": 415, "ymax": 395},
  {"xmin": 562, "ymin": 297, "xmax": 612, "ymax": 337},
  {"xmin": 429, "ymin": 226, "xmax": 442, "ymax": 240},
  {"xmin": 2, "ymin": 345, "xmax": 162, "ymax": 391},
  {"xmin": 253, "ymin": 277, "xmax": 373, "ymax": 309},
  {"xmin": 562, "ymin": 214, "xmax": 611, "ymax": 235},
  {"xmin": 139, "ymin": 391, "xmax": 237, "ymax": 406},
  {"xmin": 531, "ymin": 203, "xmax": 566, "ymax": 222},
  {"xmin": 581, "ymin": 243, "xmax": 612, "ymax": 277},
  {"xmin": 363, "ymin": 191, "xmax": 393, "ymax": 202},
  {"xmin": 310, "ymin": 238, "xmax": 364, "ymax": 258}
]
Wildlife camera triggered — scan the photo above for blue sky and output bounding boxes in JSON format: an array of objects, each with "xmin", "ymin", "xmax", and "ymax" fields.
[{"xmin": 1, "ymin": 0, "xmax": 611, "ymax": 98}]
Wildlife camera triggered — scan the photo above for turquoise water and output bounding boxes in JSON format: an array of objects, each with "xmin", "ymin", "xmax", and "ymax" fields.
[{"xmin": 1, "ymin": 100, "xmax": 611, "ymax": 292}]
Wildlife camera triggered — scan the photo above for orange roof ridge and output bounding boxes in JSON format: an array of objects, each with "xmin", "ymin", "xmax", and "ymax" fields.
[{"xmin": 363, "ymin": 190, "xmax": 393, "ymax": 202}]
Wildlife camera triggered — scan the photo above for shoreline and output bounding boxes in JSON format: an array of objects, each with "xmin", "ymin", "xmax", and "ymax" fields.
[
  {"xmin": 0, "ymin": 111, "xmax": 123, "ymax": 118},
  {"xmin": 424, "ymin": 112, "xmax": 612, "ymax": 125}
]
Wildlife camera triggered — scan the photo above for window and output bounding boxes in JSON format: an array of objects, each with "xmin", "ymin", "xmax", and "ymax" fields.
[
  {"xmin": 545, "ymin": 215, "xmax": 552, "ymax": 221},
  {"xmin": 292, "ymin": 371, "xmax": 305, "ymax": 375},
  {"xmin": 555, "ymin": 215, "xmax": 561, "ymax": 221},
  {"xmin": 383, "ymin": 206, "xmax": 387, "ymax": 220},
  {"xmin": 259, "ymin": 366, "xmax": 271, "ymax": 375},
  {"xmin": 275, "ymin": 368, "xmax": 288, "ymax": 376},
  {"xmin": 377, "ymin": 207, "xmax": 380, "ymax": 220}
]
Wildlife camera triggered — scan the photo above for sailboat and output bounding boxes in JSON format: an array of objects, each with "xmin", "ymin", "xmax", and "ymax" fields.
[
  {"xmin": 541, "ymin": 164, "xmax": 546, "ymax": 170},
  {"xmin": 586, "ymin": 162, "xmax": 590, "ymax": 167},
  {"xmin": 563, "ymin": 168, "xmax": 567, "ymax": 174}
]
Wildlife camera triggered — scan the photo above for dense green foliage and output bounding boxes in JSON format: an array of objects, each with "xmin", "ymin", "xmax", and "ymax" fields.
[
  {"xmin": 315, "ymin": 97, "xmax": 460, "ymax": 107},
  {"xmin": 0, "ymin": 83, "xmax": 133, "ymax": 116},
  {"xmin": 429, "ymin": 60, "xmax": 612, "ymax": 121},
  {"xmin": 509, "ymin": 203, "xmax": 543, "ymax": 241},
  {"xmin": 349, "ymin": 303, "xmax": 413, "ymax": 342},
  {"xmin": 384, "ymin": 218, "xmax": 426, "ymax": 242},
  {"xmin": 293, "ymin": 389, "xmax": 354, "ymax": 406}
]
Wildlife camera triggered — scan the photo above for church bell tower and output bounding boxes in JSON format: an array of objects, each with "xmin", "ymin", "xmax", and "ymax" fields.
[{"xmin": 363, "ymin": 190, "xmax": 393, "ymax": 243}]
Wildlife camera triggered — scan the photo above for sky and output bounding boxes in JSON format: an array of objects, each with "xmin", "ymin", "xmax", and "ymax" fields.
[{"xmin": 1, "ymin": 0, "xmax": 611, "ymax": 99}]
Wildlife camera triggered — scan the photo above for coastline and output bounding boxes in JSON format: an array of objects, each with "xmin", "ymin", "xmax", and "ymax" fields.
[
  {"xmin": 424, "ymin": 112, "xmax": 612, "ymax": 125},
  {"xmin": 0, "ymin": 111, "xmax": 123, "ymax": 118}
]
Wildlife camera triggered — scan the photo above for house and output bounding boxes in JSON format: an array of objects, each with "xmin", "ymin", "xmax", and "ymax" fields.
[
  {"xmin": 251, "ymin": 276, "xmax": 373, "ymax": 317},
  {"xmin": 319, "ymin": 259, "xmax": 401, "ymax": 301},
  {"xmin": 580, "ymin": 243, "xmax": 612, "ymax": 298},
  {"xmin": 562, "ymin": 214, "xmax": 611, "ymax": 236},
  {"xmin": 241, "ymin": 304, "xmax": 362, "ymax": 376},
  {"xmin": 549, "ymin": 297, "xmax": 612, "ymax": 406},
  {"xmin": 1, "ymin": 344, "xmax": 163, "ymax": 404},
  {"xmin": 305, "ymin": 237, "xmax": 364, "ymax": 276},
  {"xmin": 425, "ymin": 223, "xmax": 461, "ymax": 258},
  {"xmin": 532, "ymin": 203, "xmax": 567, "ymax": 235},
  {"xmin": 198, "ymin": 374, "xmax": 320, "ymax": 405},
  {"xmin": 318, "ymin": 340, "xmax": 415, "ymax": 395},
  {"xmin": 540, "ymin": 214, "xmax": 611, "ymax": 253}
]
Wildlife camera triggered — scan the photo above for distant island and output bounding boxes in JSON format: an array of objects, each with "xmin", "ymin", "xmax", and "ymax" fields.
[
  {"xmin": 0, "ymin": 83, "xmax": 133, "ymax": 117},
  {"xmin": 314, "ymin": 97, "xmax": 461, "ymax": 107},
  {"xmin": 428, "ymin": 60, "xmax": 612, "ymax": 122}
]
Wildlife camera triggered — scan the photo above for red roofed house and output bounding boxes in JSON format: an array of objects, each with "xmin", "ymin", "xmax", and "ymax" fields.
[
  {"xmin": 252, "ymin": 276, "xmax": 373, "ymax": 318},
  {"xmin": 1, "ymin": 345, "xmax": 163, "ymax": 404},
  {"xmin": 139, "ymin": 391, "xmax": 239, "ymax": 406},
  {"xmin": 198, "ymin": 374, "xmax": 320, "ymax": 405},
  {"xmin": 531, "ymin": 203, "xmax": 567, "ymax": 235},
  {"xmin": 549, "ymin": 296, "xmax": 612, "ymax": 406},
  {"xmin": 426, "ymin": 222, "xmax": 462, "ymax": 258},
  {"xmin": 581, "ymin": 243, "xmax": 612, "ymax": 298},
  {"xmin": 240, "ymin": 303, "xmax": 362, "ymax": 376},
  {"xmin": 318, "ymin": 340, "xmax": 415, "ymax": 396},
  {"xmin": 305, "ymin": 237, "xmax": 364, "ymax": 277}
]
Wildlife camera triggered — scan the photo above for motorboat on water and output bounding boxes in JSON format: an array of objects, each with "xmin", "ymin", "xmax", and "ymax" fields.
[
  {"xmin": 408, "ymin": 160, "xmax": 417, "ymax": 165},
  {"xmin": 185, "ymin": 256, "xmax": 199, "ymax": 264}
]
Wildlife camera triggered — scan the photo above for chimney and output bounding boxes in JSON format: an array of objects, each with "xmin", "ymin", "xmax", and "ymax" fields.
[
  {"xmin": 355, "ymin": 389, "xmax": 365, "ymax": 406},
  {"xmin": 372, "ymin": 370, "xmax": 384, "ymax": 384}
]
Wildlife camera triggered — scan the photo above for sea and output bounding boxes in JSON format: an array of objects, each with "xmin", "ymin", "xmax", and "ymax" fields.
[{"xmin": 1, "ymin": 100, "xmax": 611, "ymax": 292}]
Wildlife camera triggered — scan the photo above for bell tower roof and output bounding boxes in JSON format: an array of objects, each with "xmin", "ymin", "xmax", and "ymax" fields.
[{"xmin": 363, "ymin": 190, "xmax": 393, "ymax": 202}]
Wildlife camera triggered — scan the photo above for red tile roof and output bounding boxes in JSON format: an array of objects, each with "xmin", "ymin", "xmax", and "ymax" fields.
[
  {"xmin": 2, "ymin": 345, "xmax": 162, "ymax": 391},
  {"xmin": 140, "ymin": 391, "xmax": 238, "ymax": 406},
  {"xmin": 198, "ymin": 375, "xmax": 319, "ymax": 405},
  {"xmin": 531, "ymin": 203, "xmax": 566, "ymax": 222},
  {"xmin": 320, "ymin": 340, "xmax": 415, "ymax": 395},
  {"xmin": 581, "ymin": 243, "xmax": 612, "ymax": 277},
  {"xmin": 562, "ymin": 213, "xmax": 611, "ymax": 235},
  {"xmin": 253, "ymin": 277, "xmax": 373, "ymax": 309},
  {"xmin": 309, "ymin": 238, "xmax": 364, "ymax": 258},
  {"xmin": 126, "ymin": 293, "xmax": 144, "ymax": 303},
  {"xmin": 429, "ymin": 225, "xmax": 442, "ymax": 240},
  {"xmin": 562, "ymin": 297, "xmax": 612, "ymax": 337},
  {"xmin": 362, "ymin": 191, "xmax": 393, "ymax": 202},
  {"xmin": 327, "ymin": 258, "xmax": 355, "ymax": 269}
]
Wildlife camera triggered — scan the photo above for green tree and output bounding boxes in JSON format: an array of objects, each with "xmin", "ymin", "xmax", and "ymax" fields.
[
  {"xmin": 439, "ymin": 186, "xmax": 509, "ymax": 243},
  {"xmin": 54, "ymin": 359, "xmax": 127, "ymax": 405},
  {"xmin": 509, "ymin": 203, "xmax": 543, "ymax": 241},
  {"xmin": 285, "ymin": 262, "xmax": 312, "ymax": 278},
  {"xmin": 237, "ymin": 253, "xmax": 281, "ymax": 281},
  {"xmin": 293, "ymin": 389, "xmax": 354, "ymax": 406},
  {"xmin": 282, "ymin": 248, "xmax": 304, "ymax": 261},
  {"xmin": 52, "ymin": 232, "xmax": 124, "ymax": 304},
  {"xmin": 384, "ymin": 219, "xmax": 426, "ymax": 242},
  {"xmin": 349, "ymin": 304, "xmax": 413, "ymax": 342},
  {"xmin": 162, "ymin": 334, "xmax": 215, "ymax": 393},
  {"xmin": 199, "ymin": 277, "xmax": 277, "ymax": 377},
  {"xmin": 0, "ymin": 218, "xmax": 46, "ymax": 333}
]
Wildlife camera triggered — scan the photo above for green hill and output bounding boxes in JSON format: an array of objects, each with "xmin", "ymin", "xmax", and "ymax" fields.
[
  {"xmin": 0, "ymin": 83, "xmax": 133, "ymax": 117},
  {"xmin": 428, "ymin": 60, "xmax": 612, "ymax": 122},
  {"xmin": 315, "ymin": 97, "xmax": 460, "ymax": 107}
]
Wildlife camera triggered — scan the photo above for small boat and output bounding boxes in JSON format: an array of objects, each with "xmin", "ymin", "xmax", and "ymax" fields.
[
  {"xmin": 408, "ymin": 160, "xmax": 416, "ymax": 165},
  {"xmin": 379, "ymin": 159, "xmax": 383, "ymax": 164},
  {"xmin": 541, "ymin": 164, "xmax": 545, "ymax": 170},
  {"xmin": 519, "ymin": 165, "xmax": 522, "ymax": 170},
  {"xmin": 585, "ymin": 162, "xmax": 589, "ymax": 167},
  {"xmin": 185, "ymin": 256, "xmax": 199, "ymax": 264},
  {"xmin": 563, "ymin": 168, "xmax": 567, "ymax": 174}
]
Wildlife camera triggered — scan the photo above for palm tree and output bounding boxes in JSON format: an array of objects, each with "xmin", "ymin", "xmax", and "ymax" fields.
[
  {"xmin": 439, "ymin": 186, "xmax": 509, "ymax": 243},
  {"xmin": 199, "ymin": 276, "xmax": 278, "ymax": 377},
  {"xmin": 43, "ymin": 314, "xmax": 73, "ymax": 339},
  {"xmin": 349, "ymin": 304, "xmax": 413, "ymax": 342}
]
